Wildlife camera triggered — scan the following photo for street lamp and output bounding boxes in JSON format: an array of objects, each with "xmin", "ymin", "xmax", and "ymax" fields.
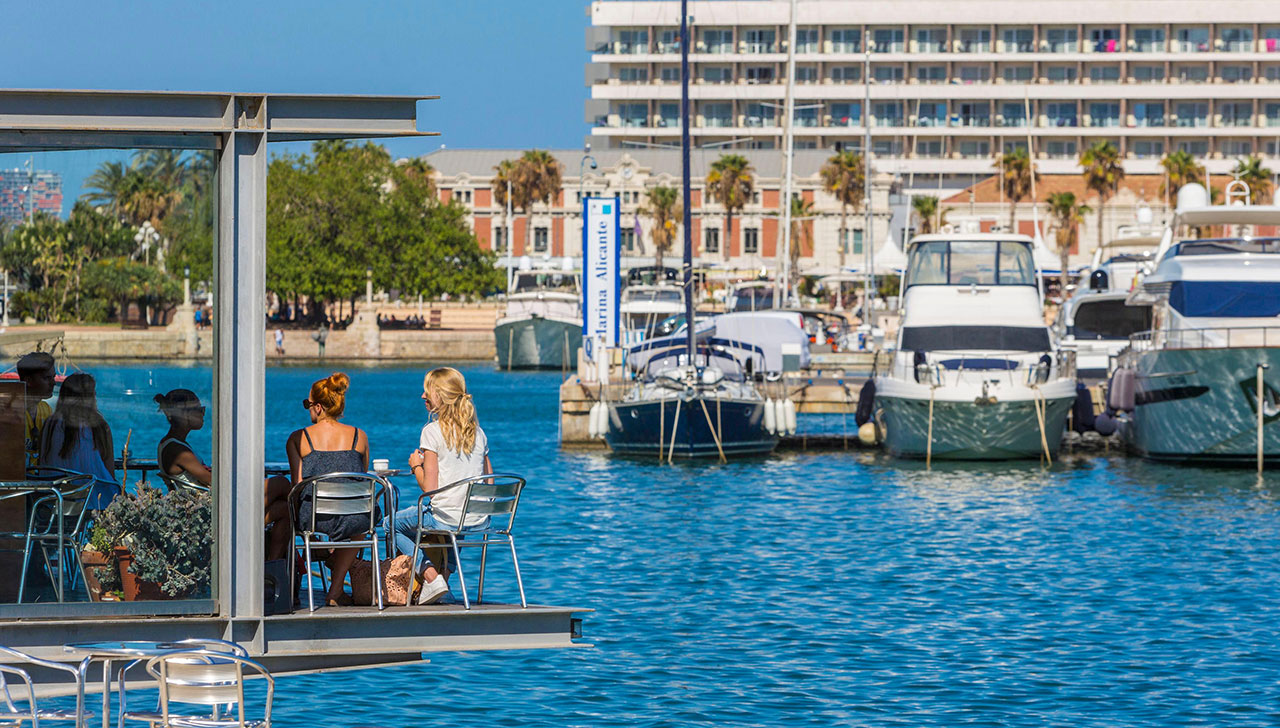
[
  {"xmin": 134, "ymin": 221, "xmax": 159, "ymax": 265},
  {"xmin": 183, "ymin": 265, "xmax": 192, "ymax": 307},
  {"xmin": 579, "ymin": 143, "xmax": 598, "ymax": 204},
  {"xmin": 365, "ymin": 266, "xmax": 373, "ymax": 306}
]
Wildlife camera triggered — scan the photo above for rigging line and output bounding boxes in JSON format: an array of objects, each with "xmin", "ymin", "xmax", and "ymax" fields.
[
  {"xmin": 667, "ymin": 397, "xmax": 682, "ymax": 464},
  {"xmin": 699, "ymin": 397, "xmax": 727, "ymax": 463}
]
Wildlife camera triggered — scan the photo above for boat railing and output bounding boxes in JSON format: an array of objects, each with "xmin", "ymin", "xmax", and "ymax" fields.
[
  {"xmin": 1130, "ymin": 326, "xmax": 1280, "ymax": 351},
  {"xmin": 906, "ymin": 349, "xmax": 1075, "ymax": 388}
]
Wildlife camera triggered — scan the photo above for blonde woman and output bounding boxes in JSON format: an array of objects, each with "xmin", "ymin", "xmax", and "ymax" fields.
[{"xmin": 387, "ymin": 367, "xmax": 492, "ymax": 605}]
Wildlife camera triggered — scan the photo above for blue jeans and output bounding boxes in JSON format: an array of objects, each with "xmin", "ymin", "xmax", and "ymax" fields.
[{"xmin": 386, "ymin": 504, "xmax": 488, "ymax": 574}]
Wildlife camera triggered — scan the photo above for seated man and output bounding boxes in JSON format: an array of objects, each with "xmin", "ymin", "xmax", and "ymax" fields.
[{"xmin": 16, "ymin": 352, "xmax": 56, "ymax": 466}]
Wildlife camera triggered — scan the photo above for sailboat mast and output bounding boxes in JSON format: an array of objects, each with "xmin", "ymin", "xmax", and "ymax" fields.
[
  {"xmin": 779, "ymin": 0, "xmax": 797, "ymax": 308},
  {"xmin": 680, "ymin": 0, "xmax": 696, "ymax": 362}
]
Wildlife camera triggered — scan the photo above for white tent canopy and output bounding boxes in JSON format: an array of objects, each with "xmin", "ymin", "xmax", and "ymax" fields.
[{"xmin": 872, "ymin": 231, "xmax": 907, "ymax": 276}]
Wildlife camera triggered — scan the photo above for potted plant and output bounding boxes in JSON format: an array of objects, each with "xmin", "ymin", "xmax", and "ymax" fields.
[
  {"xmin": 95, "ymin": 488, "xmax": 212, "ymax": 600},
  {"xmin": 80, "ymin": 524, "xmax": 118, "ymax": 601}
]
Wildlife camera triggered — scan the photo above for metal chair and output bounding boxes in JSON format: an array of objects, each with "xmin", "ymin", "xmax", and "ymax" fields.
[
  {"xmin": 287, "ymin": 472, "xmax": 390, "ymax": 612},
  {"xmin": 118, "ymin": 640, "xmax": 249, "ymax": 728},
  {"xmin": 409, "ymin": 474, "xmax": 527, "ymax": 610},
  {"xmin": 154, "ymin": 472, "xmax": 210, "ymax": 495},
  {"xmin": 0, "ymin": 645, "xmax": 91, "ymax": 727},
  {"xmin": 124, "ymin": 650, "xmax": 272, "ymax": 728},
  {"xmin": 19, "ymin": 468, "xmax": 107, "ymax": 603}
]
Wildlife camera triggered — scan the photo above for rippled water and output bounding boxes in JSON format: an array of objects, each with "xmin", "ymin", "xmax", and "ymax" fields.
[{"xmin": 89, "ymin": 363, "xmax": 1280, "ymax": 727}]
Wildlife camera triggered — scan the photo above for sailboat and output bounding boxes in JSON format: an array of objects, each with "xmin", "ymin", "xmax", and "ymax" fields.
[{"xmin": 602, "ymin": 1, "xmax": 778, "ymax": 460}]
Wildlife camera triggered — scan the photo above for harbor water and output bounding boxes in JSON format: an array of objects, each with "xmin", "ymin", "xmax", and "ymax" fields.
[{"xmin": 92, "ymin": 362, "xmax": 1280, "ymax": 727}]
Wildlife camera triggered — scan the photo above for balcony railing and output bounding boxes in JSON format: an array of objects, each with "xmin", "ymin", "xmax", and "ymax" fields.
[
  {"xmin": 1130, "ymin": 326, "xmax": 1280, "ymax": 351},
  {"xmin": 703, "ymin": 116, "xmax": 733, "ymax": 128},
  {"xmin": 831, "ymin": 41, "xmax": 861, "ymax": 53},
  {"xmin": 1174, "ymin": 40, "xmax": 1211, "ymax": 52},
  {"xmin": 1004, "ymin": 42, "xmax": 1035, "ymax": 53}
]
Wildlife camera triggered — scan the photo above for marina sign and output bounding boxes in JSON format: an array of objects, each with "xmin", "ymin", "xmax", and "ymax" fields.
[{"xmin": 582, "ymin": 197, "xmax": 621, "ymax": 359}]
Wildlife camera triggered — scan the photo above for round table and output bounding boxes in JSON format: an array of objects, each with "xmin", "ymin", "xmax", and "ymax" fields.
[{"xmin": 63, "ymin": 641, "xmax": 188, "ymax": 728}]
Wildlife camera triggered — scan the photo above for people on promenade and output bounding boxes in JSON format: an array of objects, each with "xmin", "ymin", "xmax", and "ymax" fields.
[
  {"xmin": 38, "ymin": 373, "xmax": 120, "ymax": 510},
  {"xmin": 386, "ymin": 367, "xmax": 492, "ymax": 605},
  {"xmin": 17, "ymin": 352, "xmax": 56, "ymax": 465},
  {"xmin": 274, "ymin": 328, "xmax": 285, "ymax": 356},
  {"xmin": 285, "ymin": 372, "xmax": 371, "ymax": 606},
  {"xmin": 154, "ymin": 389, "xmax": 293, "ymax": 559},
  {"xmin": 313, "ymin": 325, "xmax": 328, "ymax": 358}
]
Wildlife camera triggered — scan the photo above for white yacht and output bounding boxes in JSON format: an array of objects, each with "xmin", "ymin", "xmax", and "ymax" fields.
[
  {"xmin": 1115, "ymin": 182, "xmax": 1280, "ymax": 464},
  {"xmin": 1053, "ymin": 230, "xmax": 1157, "ymax": 382},
  {"xmin": 620, "ymin": 284, "xmax": 684, "ymax": 346},
  {"xmin": 493, "ymin": 260, "xmax": 582, "ymax": 370},
  {"xmin": 874, "ymin": 233, "xmax": 1077, "ymax": 460}
]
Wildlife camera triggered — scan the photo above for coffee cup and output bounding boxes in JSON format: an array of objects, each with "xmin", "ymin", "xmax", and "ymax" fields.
[{"xmin": 372, "ymin": 458, "xmax": 390, "ymax": 471}]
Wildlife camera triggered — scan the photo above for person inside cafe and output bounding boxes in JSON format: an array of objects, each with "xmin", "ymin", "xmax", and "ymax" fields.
[
  {"xmin": 17, "ymin": 352, "xmax": 56, "ymax": 465},
  {"xmin": 37, "ymin": 373, "xmax": 121, "ymax": 510}
]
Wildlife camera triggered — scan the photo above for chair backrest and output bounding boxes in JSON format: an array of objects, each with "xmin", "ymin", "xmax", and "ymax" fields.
[
  {"xmin": 25, "ymin": 467, "xmax": 97, "ymax": 522},
  {"xmin": 454, "ymin": 474, "xmax": 525, "ymax": 532},
  {"xmin": 147, "ymin": 651, "xmax": 273, "ymax": 727},
  {"xmin": 156, "ymin": 472, "xmax": 210, "ymax": 494},
  {"xmin": 298, "ymin": 472, "xmax": 385, "ymax": 534}
]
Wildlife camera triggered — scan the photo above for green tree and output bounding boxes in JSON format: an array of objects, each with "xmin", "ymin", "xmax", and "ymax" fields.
[
  {"xmin": 1079, "ymin": 140, "xmax": 1124, "ymax": 251},
  {"xmin": 1231, "ymin": 155, "xmax": 1274, "ymax": 204},
  {"xmin": 995, "ymin": 148, "xmax": 1037, "ymax": 233},
  {"xmin": 642, "ymin": 186, "xmax": 681, "ymax": 271},
  {"xmin": 788, "ymin": 196, "xmax": 816, "ymax": 292},
  {"xmin": 1159, "ymin": 149, "xmax": 1205, "ymax": 205},
  {"xmin": 911, "ymin": 195, "xmax": 939, "ymax": 235},
  {"xmin": 706, "ymin": 154, "xmax": 754, "ymax": 262},
  {"xmin": 1046, "ymin": 191, "xmax": 1091, "ymax": 293},
  {"xmin": 819, "ymin": 150, "xmax": 866, "ymax": 268}
]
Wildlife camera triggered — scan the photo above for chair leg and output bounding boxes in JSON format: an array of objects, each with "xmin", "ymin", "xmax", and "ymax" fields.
[
  {"xmin": 508, "ymin": 535, "xmax": 527, "ymax": 609},
  {"xmin": 477, "ymin": 538, "xmax": 488, "ymax": 605},
  {"xmin": 372, "ymin": 536, "xmax": 384, "ymax": 611},
  {"xmin": 305, "ymin": 539, "xmax": 315, "ymax": 612},
  {"xmin": 18, "ymin": 530, "xmax": 34, "ymax": 603},
  {"xmin": 450, "ymin": 535, "xmax": 469, "ymax": 610}
]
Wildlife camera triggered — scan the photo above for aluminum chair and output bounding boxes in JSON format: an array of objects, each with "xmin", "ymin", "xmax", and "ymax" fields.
[
  {"xmin": 19, "ymin": 468, "xmax": 107, "ymax": 603},
  {"xmin": 118, "ymin": 640, "xmax": 248, "ymax": 728},
  {"xmin": 409, "ymin": 474, "xmax": 527, "ymax": 610},
  {"xmin": 123, "ymin": 650, "xmax": 272, "ymax": 728},
  {"xmin": 0, "ymin": 645, "xmax": 91, "ymax": 728},
  {"xmin": 154, "ymin": 472, "xmax": 210, "ymax": 495},
  {"xmin": 287, "ymin": 472, "xmax": 390, "ymax": 612}
]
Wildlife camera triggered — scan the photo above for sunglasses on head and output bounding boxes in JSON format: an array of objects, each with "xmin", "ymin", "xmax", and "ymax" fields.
[{"xmin": 302, "ymin": 398, "xmax": 314, "ymax": 410}]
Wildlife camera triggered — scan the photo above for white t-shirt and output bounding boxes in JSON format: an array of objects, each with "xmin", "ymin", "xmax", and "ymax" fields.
[{"xmin": 420, "ymin": 420, "xmax": 489, "ymax": 527}]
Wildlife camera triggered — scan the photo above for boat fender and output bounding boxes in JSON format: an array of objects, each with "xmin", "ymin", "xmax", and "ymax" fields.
[
  {"xmin": 857, "ymin": 421, "xmax": 878, "ymax": 446},
  {"xmin": 783, "ymin": 398, "xmax": 798, "ymax": 435},
  {"xmin": 855, "ymin": 379, "xmax": 877, "ymax": 426},
  {"xmin": 764, "ymin": 398, "xmax": 777, "ymax": 434},
  {"xmin": 1094, "ymin": 412, "xmax": 1118, "ymax": 436},
  {"xmin": 607, "ymin": 403, "xmax": 622, "ymax": 432},
  {"xmin": 597, "ymin": 402, "xmax": 611, "ymax": 439},
  {"xmin": 587, "ymin": 402, "xmax": 600, "ymax": 438},
  {"xmin": 1109, "ymin": 368, "xmax": 1136, "ymax": 411},
  {"xmin": 1072, "ymin": 381, "xmax": 1096, "ymax": 433}
]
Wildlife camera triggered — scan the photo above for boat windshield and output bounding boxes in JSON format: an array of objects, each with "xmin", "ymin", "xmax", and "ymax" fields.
[
  {"xmin": 1171, "ymin": 238, "xmax": 1280, "ymax": 257},
  {"xmin": 1070, "ymin": 299, "xmax": 1152, "ymax": 339},
  {"xmin": 512, "ymin": 272, "xmax": 578, "ymax": 293},
  {"xmin": 906, "ymin": 241, "xmax": 1036, "ymax": 286},
  {"xmin": 625, "ymin": 288, "xmax": 683, "ymax": 304},
  {"xmin": 731, "ymin": 285, "xmax": 776, "ymax": 311}
]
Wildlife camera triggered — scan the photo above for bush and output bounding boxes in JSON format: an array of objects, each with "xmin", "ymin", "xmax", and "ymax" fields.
[{"xmin": 96, "ymin": 488, "xmax": 212, "ymax": 598}]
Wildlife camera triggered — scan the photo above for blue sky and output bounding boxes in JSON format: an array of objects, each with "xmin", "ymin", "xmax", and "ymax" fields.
[{"xmin": 0, "ymin": 0, "xmax": 590, "ymax": 211}]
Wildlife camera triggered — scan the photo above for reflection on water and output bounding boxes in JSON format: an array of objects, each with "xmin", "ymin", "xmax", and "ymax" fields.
[{"xmin": 68, "ymin": 364, "xmax": 1280, "ymax": 725}]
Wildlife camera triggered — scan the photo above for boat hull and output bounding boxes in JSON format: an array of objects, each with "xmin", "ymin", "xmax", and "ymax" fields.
[
  {"xmin": 878, "ymin": 394, "xmax": 1075, "ymax": 460},
  {"xmin": 1125, "ymin": 347, "xmax": 1280, "ymax": 464},
  {"xmin": 604, "ymin": 396, "xmax": 779, "ymax": 458},
  {"xmin": 493, "ymin": 317, "xmax": 581, "ymax": 370}
]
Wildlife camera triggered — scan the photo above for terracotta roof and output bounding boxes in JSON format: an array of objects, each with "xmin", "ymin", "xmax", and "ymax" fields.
[{"xmin": 943, "ymin": 174, "xmax": 1169, "ymax": 205}]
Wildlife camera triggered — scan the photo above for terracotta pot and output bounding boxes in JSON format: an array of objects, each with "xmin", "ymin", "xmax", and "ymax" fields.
[
  {"xmin": 115, "ymin": 547, "xmax": 166, "ymax": 601},
  {"xmin": 80, "ymin": 550, "xmax": 111, "ymax": 602}
]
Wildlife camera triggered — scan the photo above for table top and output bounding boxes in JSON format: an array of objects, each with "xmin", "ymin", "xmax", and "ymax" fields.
[
  {"xmin": 63, "ymin": 641, "xmax": 189, "ymax": 658},
  {"xmin": 113, "ymin": 459, "xmax": 403, "ymax": 478}
]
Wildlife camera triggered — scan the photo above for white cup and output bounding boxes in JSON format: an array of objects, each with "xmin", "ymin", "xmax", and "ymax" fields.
[{"xmin": 372, "ymin": 458, "xmax": 390, "ymax": 471}]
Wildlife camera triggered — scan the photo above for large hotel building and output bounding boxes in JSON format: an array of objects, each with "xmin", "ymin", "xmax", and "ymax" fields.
[{"xmin": 427, "ymin": 0, "xmax": 1280, "ymax": 273}]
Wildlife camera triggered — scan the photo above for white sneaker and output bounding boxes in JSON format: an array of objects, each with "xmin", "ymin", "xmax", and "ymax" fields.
[{"xmin": 417, "ymin": 575, "xmax": 449, "ymax": 605}]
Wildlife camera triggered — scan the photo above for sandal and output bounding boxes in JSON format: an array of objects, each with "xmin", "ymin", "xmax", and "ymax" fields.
[{"xmin": 327, "ymin": 593, "xmax": 354, "ymax": 607}]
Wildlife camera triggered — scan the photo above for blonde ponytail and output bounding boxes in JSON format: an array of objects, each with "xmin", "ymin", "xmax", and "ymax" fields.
[{"xmin": 424, "ymin": 368, "xmax": 478, "ymax": 454}]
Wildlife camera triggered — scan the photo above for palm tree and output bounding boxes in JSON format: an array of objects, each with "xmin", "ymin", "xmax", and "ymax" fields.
[
  {"xmin": 911, "ymin": 195, "xmax": 939, "ymax": 235},
  {"xmin": 705, "ymin": 154, "xmax": 754, "ymax": 261},
  {"xmin": 642, "ymin": 186, "xmax": 681, "ymax": 271},
  {"xmin": 995, "ymin": 148, "xmax": 1037, "ymax": 233},
  {"xmin": 819, "ymin": 150, "xmax": 866, "ymax": 268},
  {"xmin": 513, "ymin": 150, "xmax": 563, "ymax": 254},
  {"xmin": 1046, "ymin": 191, "xmax": 1091, "ymax": 293},
  {"xmin": 400, "ymin": 158, "xmax": 437, "ymax": 198},
  {"xmin": 1158, "ymin": 150, "xmax": 1205, "ymax": 205},
  {"xmin": 1079, "ymin": 140, "xmax": 1124, "ymax": 251},
  {"xmin": 788, "ymin": 196, "xmax": 816, "ymax": 291},
  {"xmin": 82, "ymin": 161, "xmax": 130, "ymax": 218},
  {"xmin": 1232, "ymin": 155, "xmax": 1274, "ymax": 204}
]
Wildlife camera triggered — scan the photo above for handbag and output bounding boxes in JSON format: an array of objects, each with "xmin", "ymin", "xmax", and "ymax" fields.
[{"xmin": 349, "ymin": 554, "xmax": 414, "ymax": 606}]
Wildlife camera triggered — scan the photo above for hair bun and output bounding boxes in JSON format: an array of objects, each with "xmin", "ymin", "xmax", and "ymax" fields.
[
  {"xmin": 154, "ymin": 393, "xmax": 166, "ymax": 406},
  {"xmin": 328, "ymin": 372, "xmax": 350, "ymax": 394}
]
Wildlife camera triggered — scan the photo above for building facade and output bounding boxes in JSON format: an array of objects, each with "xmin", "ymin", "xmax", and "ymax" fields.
[
  {"xmin": 586, "ymin": 0, "xmax": 1280, "ymax": 184},
  {"xmin": 0, "ymin": 168, "xmax": 62, "ymax": 225}
]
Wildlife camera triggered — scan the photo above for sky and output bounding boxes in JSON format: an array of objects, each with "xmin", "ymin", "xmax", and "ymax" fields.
[{"xmin": 0, "ymin": 0, "xmax": 591, "ymax": 212}]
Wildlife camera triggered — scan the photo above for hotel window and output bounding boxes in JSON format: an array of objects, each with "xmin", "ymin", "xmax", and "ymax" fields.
[
  {"xmin": 1265, "ymin": 103, "xmax": 1280, "ymax": 127},
  {"xmin": 703, "ymin": 66, "xmax": 732, "ymax": 84},
  {"xmin": 1221, "ymin": 65, "xmax": 1252, "ymax": 83},
  {"xmin": 1174, "ymin": 27, "xmax": 1210, "ymax": 52},
  {"xmin": 1220, "ymin": 27, "xmax": 1253, "ymax": 52},
  {"xmin": 1266, "ymin": 65, "xmax": 1280, "ymax": 82},
  {"xmin": 872, "ymin": 139, "xmax": 903, "ymax": 155},
  {"xmin": 704, "ymin": 227, "xmax": 720, "ymax": 253},
  {"xmin": 841, "ymin": 229, "xmax": 864, "ymax": 255},
  {"xmin": 1175, "ymin": 102, "xmax": 1209, "ymax": 127},
  {"xmin": 999, "ymin": 102, "xmax": 1026, "ymax": 127},
  {"xmin": 617, "ymin": 29, "xmax": 648, "ymax": 54},
  {"xmin": 745, "ymin": 66, "xmax": 775, "ymax": 84},
  {"xmin": 1046, "ymin": 140, "xmax": 1077, "ymax": 158},
  {"xmin": 493, "ymin": 227, "xmax": 506, "ymax": 252},
  {"xmin": 1132, "ymin": 64, "xmax": 1165, "ymax": 83},
  {"xmin": 1002, "ymin": 140, "xmax": 1029, "ymax": 154},
  {"xmin": 533, "ymin": 227, "xmax": 549, "ymax": 252},
  {"xmin": 1131, "ymin": 27, "xmax": 1165, "ymax": 52},
  {"xmin": 956, "ymin": 101, "xmax": 990, "ymax": 127},
  {"xmin": 658, "ymin": 29, "xmax": 680, "ymax": 54},
  {"xmin": 461, "ymin": 190, "xmax": 472, "ymax": 203},
  {"xmin": 916, "ymin": 139, "xmax": 945, "ymax": 157},
  {"xmin": 744, "ymin": 228, "xmax": 760, "ymax": 254},
  {"xmin": 748, "ymin": 140, "xmax": 775, "ymax": 150},
  {"xmin": 916, "ymin": 65, "xmax": 947, "ymax": 83},
  {"xmin": 1220, "ymin": 102, "xmax": 1253, "ymax": 127},
  {"xmin": 1001, "ymin": 65, "xmax": 1033, "ymax": 83},
  {"xmin": 1265, "ymin": 28, "xmax": 1280, "ymax": 53},
  {"xmin": 795, "ymin": 140, "xmax": 817, "ymax": 150},
  {"xmin": 616, "ymin": 103, "xmax": 647, "ymax": 128},
  {"xmin": 830, "ymin": 102, "xmax": 861, "ymax": 126},
  {"xmin": 795, "ymin": 28, "xmax": 819, "ymax": 53},
  {"xmin": 1045, "ymin": 65, "xmax": 1077, "ymax": 84},
  {"xmin": 957, "ymin": 65, "xmax": 989, "ymax": 84},
  {"xmin": 831, "ymin": 65, "xmax": 861, "ymax": 83},
  {"xmin": 658, "ymin": 103, "xmax": 680, "ymax": 128},
  {"xmin": 1088, "ymin": 28, "xmax": 1120, "ymax": 52},
  {"xmin": 1222, "ymin": 139, "xmax": 1253, "ymax": 157},
  {"xmin": 916, "ymin": 28, "xmax": 946, "ymax": 53},
  {"xmin": 873, "ymin": 66, "xmax": 904, "ymax": 84},
  {"xmin": 830, "ymin": 28, "xmax": 861, "ymax": 53},
  {"xmin": 1132, "ymin": 140, "xmax": 1165, "ymax": 159},
  {"xmin": 701, "ymin": 102, "xmax": 732, "ymax": 128},
  {"xmin": 745, "ymin": 29, "xmax": 776, "ymax": 53},
  {"xmin": 1089, "ymin": 102, "xmax": 1120, "ymax": 127},
  {"xmin": 660, "ymin": 67, "xmax": 680, "ymax": 83},
  {"xmin": 1002, "ymin": 27, "xmax": 1033, "ymax": 53},
  {"xmin": 1133, "ymin": 102, "xmax": 1165, "ymax": 127},
  {"xmin": 873, "ymin": 101, "xmax": 904, "ymax": 126},
  {"xmin": 618, "ymin": 67, "xmax": 648, "ymax": 83},
  {"xmin": 871, "ymin": 28, "xmax": 904, "ymax": 53},
  {"xmin": 1176, "ymin": 140, "xmax": 1209, "ymax": 156},
  {"xmin": 958, "ymin": 140, "xmax": 991, "ymax": 158},
  {"xmin": 1174, "ymin": 65, "xmax": 1207, "ymax": 85},
  {"xmin": 794, "ymin": 106, "xmax": 819, "ymax": 127},
  {"xmin": 1044, "ymin": 27, "xmax": 1078, "ymax": 53},
  {"xmin": 795, "ymin": 65, "xmax": 818, "ymax": 83},
  {"xmin": 620, "ymin": 227, "xmax": 635, "ymax": 252},
  {"xmin": 702, "ymin": 29, "xmax": 733, "ymax": 54},
  {"xmin": 1089, "ymin": 65, "xmax": 1120, "ymax": 83},
  {"xmin": 1045, "ymin": 102, "xmax": 1078, "ymax": 126},
  {"xmin": 956, "ymin": 28, "xmax": 990, "ymax": 53},
  {"xmin": 916, "ymin": 102, "xmax": 946, "ymax": 127},
  {"xmin": 1268, "ymin": 141, "xmax": 1280, "ymax": 156},
  {"xmin": 744, "ymin": 103, "xmax": 776, "ymax": 127}
]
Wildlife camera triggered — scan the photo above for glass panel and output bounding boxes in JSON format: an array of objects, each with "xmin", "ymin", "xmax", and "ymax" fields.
[
  {"xmin": 997, "ymin": 243, "xmax": 1036, "ymax": 285},
  {"xmin": 830, "ymin": 29, "xmax": 862, "ymax": 53},
  {"xmin": 916, "ymin": 65, "xmax": 947, "ymax": 83},
  {"xmin": 829, "ymin": 103, "xmax": 861, "ymax": 126},
  {"xmin": 1045, "ymin": 28, "xmax": 1078, "ymax": 53},
  {"xmin": 1002, "ymin": 28, "xmax": 1034, "ymax": 53},
  {"xmin": 1132, "ymin": 27, "xmax": 1165, "ymax": 52}
]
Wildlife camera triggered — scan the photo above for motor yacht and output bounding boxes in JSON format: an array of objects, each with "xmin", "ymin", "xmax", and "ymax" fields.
[{"xmin": 493, "ymin": 260, "xmax": 582, "ymax": 370}]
